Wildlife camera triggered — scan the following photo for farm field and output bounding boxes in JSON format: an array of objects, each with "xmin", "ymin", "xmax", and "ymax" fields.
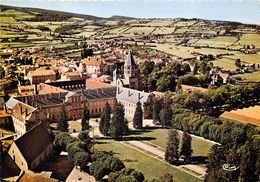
[
  {"xmin": 138, "ymin": 128, "xmax": 214, "ymax": 157},
  {"xmin": 95, "ymin": 139, "xmax": 202, "ymax": 182},
  {"xmin": 192, "ymin": 36, "xmax": 237, "ymax": 47},
  {"xmin": 221, "ymin": 106, "xmax": 260, "ymax": 126},
  {"xmin": 237, "ymin": 71, "xmax": 260, "ymax": 82},
  {"xmin": 235, "ymin": 34, "xmax": 260, "ymax": 48},
  {"xmin": 153, "ymin": 27, "xmax": 175, "ymax": 35},
  {"xmin": 124, "ymin": 27, "xmax": 155, "ymax": 35},
  {"xmin": 146, "ymin": 20, "xmax": 174, "ymax": 27},
  {"xmin": 211, "ymin": 58, "xmax": 237, "ymax": 71}
]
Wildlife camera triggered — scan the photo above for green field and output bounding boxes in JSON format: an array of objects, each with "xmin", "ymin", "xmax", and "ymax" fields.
[
  {"xmin": 95, "ymin": 139, "xmax": 202, "ymax": 182},
  {"xmin": 138, "ymin": 129, "xmax": 214, "ymax": 157},
  {"xmin": 193, "ymin": 36, "xmax": 237, "ymax": 47},
  {"xmin": 238, "ymin": 71, "xmax": 260, "ymax": 82},
  {"xmin": 125, "ymin": 27, "xmax": 155, "ymax": 35},
  {"xmin": 211, "ymin": 58, "xmax": 237, "ymax": 71},
  {"xmin": 153, "ymin": 27, "xmax": 175, "ymax": 35},
  {"xmin": 235, "ymin": 34, "xmax": 260, "ymax": 48},
  {"xmin": 146, "ymin": 20, "xmax": 174, "ymax": 27}
]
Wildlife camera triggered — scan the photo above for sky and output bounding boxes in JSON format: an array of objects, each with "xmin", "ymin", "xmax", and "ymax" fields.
[{"xmin": 1, "ymin": 0, "xmax": 260, "ymax": 24}]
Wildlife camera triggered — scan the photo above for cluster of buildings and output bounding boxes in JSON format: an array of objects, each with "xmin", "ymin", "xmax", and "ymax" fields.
[{"xmin": 0, "ymin": 49, "xmax": 159, "ymax": 181}]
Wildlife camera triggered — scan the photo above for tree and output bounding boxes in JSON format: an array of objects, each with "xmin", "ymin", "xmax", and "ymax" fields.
[
  {"xmin": 239, "ymin": 141, "xmax": 258, "ymax": 182},
  {"xmin": 57, "ymin": 105, "xmax": 68, "ymax": 132},
  {"xmin": 78, "ymin": 130, "xmax": 92, "ymax": 151},
  {"xmin": 108, "ymin": 168, "xmax": 145, "ymax": 182},
  {"xmin": 110, "ymin": 103, "xmax": 128, "ymax": 138},
  {"xmin": 158, "ymin": 173, "xmax": 173, "ymax": 182},
  {"xmin": 133, "ymin": 101, "xmax": 143, "ymax": 129},
  {"xmin": 89, "ymin": 161, "xmax": 109, "ymax": 181},
  {"xmin": 152, "ymin": 100, "xmax": 162, "ymax": 125},
  {"xmin": 74, "ymin": 151, "xmax": 90, "ymax": 170},
  {"xmin": 179, "ymin": 132, "xmax": 193, "ymax": 160},
  {"xmin": 99, "ymin": 102, "xmax": 111, "ymax": 136},
  {"xmin": 165, "ymin": 129, "xmax": 180, "ymax": 164},
  {"xmin": 81, "ymin": 105, "xmax": 90, "ymax": 131},
  {"xmin": 235, "ymin": 59, "xmax": 241, "ymax": 67},
  {"xmin": 205, "ymin": 145, "xmax": 228, "ymax": 182},
  {"xmin": 159, "ymin": 101, "xmax": 173, "ymax": 128}
]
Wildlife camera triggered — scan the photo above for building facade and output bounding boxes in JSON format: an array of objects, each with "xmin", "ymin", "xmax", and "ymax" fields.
[
  {"xmin": 116, "ymin": 86, "xmax": 155, "ymax": 119},
  {"xmin": 27, "ymin": 70, "xmax": 56, "ymax": 84}
]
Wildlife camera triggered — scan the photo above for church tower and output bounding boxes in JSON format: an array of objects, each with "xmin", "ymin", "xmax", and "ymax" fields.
[{"xmin": 124, "ymin": 51, "xmax": 137, "ymax": 80}]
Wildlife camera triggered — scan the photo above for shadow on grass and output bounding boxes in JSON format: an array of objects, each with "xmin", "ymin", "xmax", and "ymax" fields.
[{"xmin": 128, "ymin": 126, "xmax": 165, "ymax": 136}]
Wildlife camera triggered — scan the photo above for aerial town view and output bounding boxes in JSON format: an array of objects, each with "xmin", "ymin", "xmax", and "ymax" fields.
[{"xmin": 0, "ymin": 0, "xmax": 259, "ymax": 182}]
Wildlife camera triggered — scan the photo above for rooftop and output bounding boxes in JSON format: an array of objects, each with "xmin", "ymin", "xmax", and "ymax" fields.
[
  {"xmin": 86, "ymin": 80, "xmax": 114, "ymax": 90},
  {"xmin": 14, "ymin": 123, "xmax": 54, "ymax": 163},
  {"xmin": 116, "ymin": 86, "xmax": 154, "ymax": 105},
  {"xmin": 28, "ymin": 69, "xmax": 55, "ymax": 77},
  {"xmin": 83, "ymin": 56, "xmax": 104, "ymax": 67}
]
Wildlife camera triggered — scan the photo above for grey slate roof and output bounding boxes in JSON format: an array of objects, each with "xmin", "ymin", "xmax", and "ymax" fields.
[
  {"xmin": 82, "ymin": 87, "xmax": 117, "ymax": 100},
  {"xmin": 5, "ymin": 97, "xmax": 20, "ymax": 109},
  {"xmin": 124, "ymin": 51, "xmax": 136, "ymax": 66},
  {"xmin": 116, "ymin": 86, "xmax": 153, "ymax": 105}
]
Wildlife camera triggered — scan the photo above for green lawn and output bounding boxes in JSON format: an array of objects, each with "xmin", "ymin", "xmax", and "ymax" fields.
[
  {"xmin": 138, "ymin": 128, "xmax": 214, "ymax": 157},
  {"xmin": 95, "ymin": 139, "xmax": 202, "ymax": 182}
]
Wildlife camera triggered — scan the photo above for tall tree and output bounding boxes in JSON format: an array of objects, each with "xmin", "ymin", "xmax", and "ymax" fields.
[
  {"xmin": 239, "ymin": 141, "xmax": 258, "ymax": 182},
  {"xmin": 99, "ymin": 102, "xmax": 111, "ymax": 136},
  {"xmin": 179, "ymin": 132, "xmax": 193, "ymax": 160},
  {"xmin": 159, "ymin": 101, "xmax": 173, "ymax": 128},
  {"xmin": 110, "ymin": 103, "xmax": 128, "ymax": 138},
  {"xmin": 205, "ymin": 145, "xmax": 228, "ymax": 182},
  {"xmin": 165, "ymin": 129, "xmax": 180, "ymax": 164},
  {"xmin": 133, "ymin": 101, "xmax": 143, "ymax": 129},
  {"xmin": 57, "ymin": 105, "xmax": 68, "ymax": 132},
  {"xmin": 153, "ymin": 100, "xmax": 162, "ymax": 125},
  {"xmin": 81, "ymin": 105, "xmax": 90, "ymax": 131}
]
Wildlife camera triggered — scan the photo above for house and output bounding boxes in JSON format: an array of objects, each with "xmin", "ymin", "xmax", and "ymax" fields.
[
  {"xmin": 116, "ymin": 86, "xmax": 156, "ymax": 119},
  {"xmin": 112, "ymin": 51, "xmax": 142, "ymax": 90},
  {"xmin": 8, "ymin": 123, "xmax": 54, "ymax": 171},
  {"xmin": 27, "ymin": 70, "xmax": 56, "ymax": 84},
  {"xmin": 83, "ymin": 57, "xmax": 105, "ymax": 74},
  {"xmin": 5, "ymin": 97, "xmax": 47, "ymax": 138}
]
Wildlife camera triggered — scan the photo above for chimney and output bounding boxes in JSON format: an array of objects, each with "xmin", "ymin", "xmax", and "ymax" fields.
[
  {"xmin": 138, "ymin": 93, "xmax": 143, "ymax": 100},
  {"xmin": 128, "ymin": 90, "xmax": 133, "ymax": 97}
]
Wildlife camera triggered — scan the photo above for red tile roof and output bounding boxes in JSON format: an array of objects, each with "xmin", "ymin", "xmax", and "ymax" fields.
[
  {"xmin": 86, "ymin": 80, "xmax": 114, "ymax": 90},
  {"xmin": 83, "ymin": 57, "xmax": 104, "ymax": 67}
]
